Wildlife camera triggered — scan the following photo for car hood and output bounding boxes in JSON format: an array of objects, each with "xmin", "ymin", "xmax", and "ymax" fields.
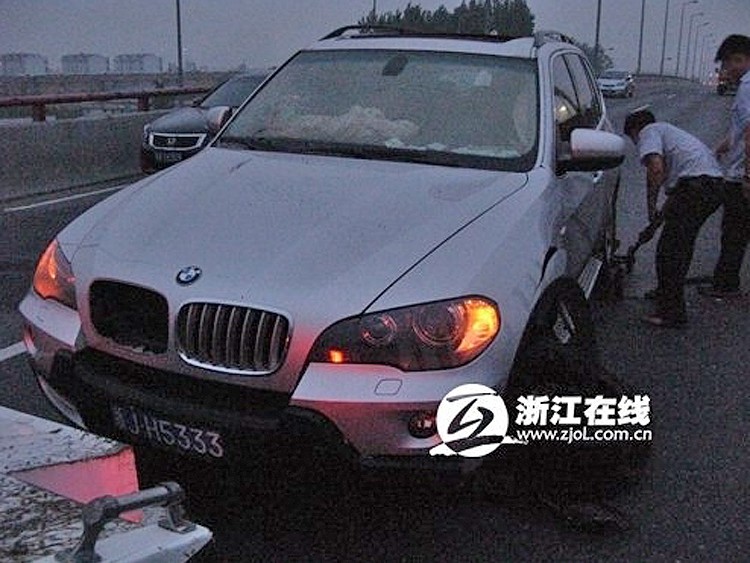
[
  {"xmin": 75, "ymin": 147, "xmax": 527, "ymax": 321},
  {"xmin": 147, "ymin": 106, "xmax": 208, "ymax": 134},
  {"xmin": 597, "ymin": 78, "xmax": 626, "ymax": 86}
]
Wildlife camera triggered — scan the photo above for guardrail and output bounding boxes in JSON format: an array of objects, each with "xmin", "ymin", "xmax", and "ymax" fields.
[{"xmin": 0, "ymin": 86, "xmax": 211, "ymax": 122}]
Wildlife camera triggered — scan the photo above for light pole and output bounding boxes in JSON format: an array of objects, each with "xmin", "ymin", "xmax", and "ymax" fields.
[
  {"xmin": 701, "ymin": 36, "xmax": 716, "ymax": 84},
  {"xmin": 594, "ymin": 0, "xmax": 603, "ymax": 76},
  {"xmin": 684, "ymin": 12, "xmax": 704, "ymax": 77},
  {"xmin": 175, "ymin": 0, "xmax": 183, "ymax": 84},
  {"xmin": 675, "ymin": 0, "xmax": 698, "ymax": 76},
  {"xmin": 637, "ymin": 0, "xmax": 646, "ymax": 74},
  {"xmin": 659, "ymin": 0, "xmax": 671, "ymax": 75},
  {"xmin": 693, "ymin": 28, "xmax": 710, "ymax": 81}
]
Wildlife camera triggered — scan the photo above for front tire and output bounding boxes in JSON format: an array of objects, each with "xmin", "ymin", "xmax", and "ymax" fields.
[{"xmin": 494, "ymin": 282, "xmax": 649, "ymax": 500}]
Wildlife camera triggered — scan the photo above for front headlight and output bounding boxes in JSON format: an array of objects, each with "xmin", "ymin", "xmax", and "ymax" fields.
[
  {"xmin": 142, "ymin": 124, "xmax": 151, "ymax": 144},
  {"xmin": 308, "ymin": 297, "xmax": 500, "ymax": 372},
  {"xmin": 33, "ymin": 240, "xmax": 77, "ymax": 310}
]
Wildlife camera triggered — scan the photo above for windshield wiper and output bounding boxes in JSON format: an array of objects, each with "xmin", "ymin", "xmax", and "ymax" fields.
[
  {"xmin": 307, "ymin": 143, "xmax": 466, "ymax": 167},
  {"xmin": 216, "ymin": 137, "xmax": 487, "ymax": 168},
  {"xmin": 216, "ymin": 135, "xmax": 291, "ymax": 151}
]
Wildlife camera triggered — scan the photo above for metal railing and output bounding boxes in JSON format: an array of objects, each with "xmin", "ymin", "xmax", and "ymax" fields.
[{"xmin": 0, "ymin": 86, "xmax": 210, "ymax": 122}]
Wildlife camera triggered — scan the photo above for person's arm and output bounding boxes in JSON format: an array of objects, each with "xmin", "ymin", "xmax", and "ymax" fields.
[{"xmin": 644, "ymin": 153, "xmax": 667, "ymax": 222}]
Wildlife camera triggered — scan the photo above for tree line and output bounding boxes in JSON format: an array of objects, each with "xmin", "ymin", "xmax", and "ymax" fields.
[
  {"xmin": 360, "ymin": 0, "xmax": 535, "ymax": 37},
  {"xmin": 359, "ymin": 1, "xmax": 614, "ymax": 73}
]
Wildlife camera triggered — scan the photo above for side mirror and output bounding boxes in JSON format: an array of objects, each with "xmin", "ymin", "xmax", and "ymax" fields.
[
  {"xmin": 558, "ymin": 129, "xmax": 625, "ymax": 173},
  {"xmin": 206, "ymin": 106, "xmax": 233, "ymax": 136}
]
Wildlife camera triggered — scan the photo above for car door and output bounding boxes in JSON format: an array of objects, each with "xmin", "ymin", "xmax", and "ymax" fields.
[{"xmin": 552, "ymin": 53, "xmax": 610, "ymax": 280}]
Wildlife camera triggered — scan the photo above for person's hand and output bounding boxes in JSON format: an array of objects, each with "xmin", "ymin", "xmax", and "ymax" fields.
[{"xmin": 714, "ymin": 138, "xmax": 730, "ymax": 161}]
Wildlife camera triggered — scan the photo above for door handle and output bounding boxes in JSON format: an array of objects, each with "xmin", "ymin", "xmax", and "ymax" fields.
[{"xmin": 592, "ymin": 171, "xmax": 604, "ymax": 183}]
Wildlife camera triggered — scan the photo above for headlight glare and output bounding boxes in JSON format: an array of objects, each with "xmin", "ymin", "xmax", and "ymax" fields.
[
  {"xmin": 309, "ymin": 297, "xmax": 500, "ymax": 372},
  {"xmin": 33, "ymin": 240, "xmax": 77, "ymax": 309}
]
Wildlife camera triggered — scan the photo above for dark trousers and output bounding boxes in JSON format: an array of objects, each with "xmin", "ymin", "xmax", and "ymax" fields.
[
  {"xmin": 656, "ymin": 177, "xmax": 725, "ymax": 319},
  {"xmin": 712, "ymin": 181, "xmax": 750, "ymax": 291}
]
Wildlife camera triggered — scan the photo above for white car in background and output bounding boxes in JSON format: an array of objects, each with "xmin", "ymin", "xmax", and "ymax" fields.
[
  {"xmin": 597, "ymin": 69, "xmax": 635, "ymax": 98},
  {"xmin": 20, "ymin": 26, "xmax": 625, "ymax": 473}
]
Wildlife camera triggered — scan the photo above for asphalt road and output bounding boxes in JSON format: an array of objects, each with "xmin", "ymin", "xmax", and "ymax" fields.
[{"xmin": 1, "ymin": 78, "xmax": 747, "ymax": 561}]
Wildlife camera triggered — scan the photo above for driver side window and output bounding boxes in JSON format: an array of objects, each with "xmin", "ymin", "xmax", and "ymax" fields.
[{"xmin": 552, "ymin": 56, "xmax": 580, "ymax": 143}]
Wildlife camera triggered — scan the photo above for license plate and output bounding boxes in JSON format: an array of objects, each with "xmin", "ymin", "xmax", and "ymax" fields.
[
  {"xmin": 154, "ymin": 151, "xmax": 183, "ymax": 164},
  {"xmin": 111, "ymin": 405, "xmax": 224, "ymax": 458}
]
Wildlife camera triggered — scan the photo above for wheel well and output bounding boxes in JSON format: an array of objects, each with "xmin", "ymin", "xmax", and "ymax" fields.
[{"xmin": 505, "ymin": 278, "xmax": 595, "ymax": 392}]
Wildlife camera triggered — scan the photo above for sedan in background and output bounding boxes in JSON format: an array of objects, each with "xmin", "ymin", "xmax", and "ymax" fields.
[
  {"xmin": 597, "ymin": 69, "xmax": 635, "ymax": 98},
  {"xmin": 141, "ymin": 71, "xmax": 269, "ymax": 172}
]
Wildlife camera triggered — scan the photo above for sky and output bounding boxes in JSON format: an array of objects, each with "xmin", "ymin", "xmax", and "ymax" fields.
[{"xmin": 1, "ymin": 0, "xmax": 749, "ymax": 76}]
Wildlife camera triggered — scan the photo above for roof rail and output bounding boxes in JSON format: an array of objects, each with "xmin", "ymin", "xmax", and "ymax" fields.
[
  {"xmin": 321, "ymin": 25, "xmax": 405, "ymax": 40},
  {"xmin": 321, "ymin": 25, "xmax": 520, "ymax": 43},
  {"xmin": 533, "ymin": 30, "xmax": 576, "ymax": 48}
]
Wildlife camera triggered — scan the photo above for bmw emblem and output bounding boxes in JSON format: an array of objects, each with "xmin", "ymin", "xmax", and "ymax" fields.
[{"xmin": 176, "ymin": 266, "xmax": 202, "ymax": 285}]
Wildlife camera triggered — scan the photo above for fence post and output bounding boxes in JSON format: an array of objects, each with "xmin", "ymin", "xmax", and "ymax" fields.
[
  {"xmin": 137, "ymin": 95, "xmax": 150, "ymax": 112},
  {"xmin": 31, "ymin": 103, "xmax": 46, "ymax": 122}
]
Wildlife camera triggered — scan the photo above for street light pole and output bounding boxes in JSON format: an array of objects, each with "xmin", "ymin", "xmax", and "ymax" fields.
[
  {"xmin": 637, "ymin": 0, "xmax": 646, "ymax": 74},
  {"xmin": 659, "ymin": 0, "xmax": 671, "ymax": 75},
  {"xmin": 675, "ymin": 0, "xmax": 698, "ymax": 76},
  {"xmin": 684, "ymin": 12, "xmax": 704, "ymax": 78},
  {"xmin": 696, "ymin": 34, "xmax": 709, "ymax": 82},
  {"xmin": 692, "ymin": 24, "xmax": 709, "ymax": 80},
  {"xmin": 176, "ymin": 0, "xmax": 183, "ymax": 84},
  {"xmin": 594, "ymin": 0, "xmax": 603, "ymax": 76},
  {"xmin": 685, "ymin": 12, "xmax": 703, "ymax": 78},
  {"xmin": 701, "ymin": 36, "xmax": 715, "ymax": 84}
]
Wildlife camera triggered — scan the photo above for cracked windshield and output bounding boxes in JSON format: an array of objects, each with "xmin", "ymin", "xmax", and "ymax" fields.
[{"xmin": 220, "ymin": 50, "xmax": 537, "ymax": 170}]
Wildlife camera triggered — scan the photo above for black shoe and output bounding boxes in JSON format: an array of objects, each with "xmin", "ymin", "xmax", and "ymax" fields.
[
  {"xmin": 641, "ymin": 314, "xmax": 687, "ymax": 328},
  {"xmin": 697, "ymin": 286, "xmax": 743, "ymax": 299},
  {"xmin": 643, "ymin": 288, "xmax": 660, "ymax": 300}
]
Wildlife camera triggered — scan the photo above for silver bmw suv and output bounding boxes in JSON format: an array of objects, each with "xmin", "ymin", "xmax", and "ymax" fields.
[{"xmin": 20, "ymin": 27, "xmax": 624, "ymax": 471}]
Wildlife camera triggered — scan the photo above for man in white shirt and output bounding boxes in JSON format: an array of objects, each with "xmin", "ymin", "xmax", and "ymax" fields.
[
  {"xmin": 624, "ymin": 108, "xmax": 725, "ymax": 327},
  {"xmin": 699, "ymin": 34, "xmax": 750, "ymax": 299}
]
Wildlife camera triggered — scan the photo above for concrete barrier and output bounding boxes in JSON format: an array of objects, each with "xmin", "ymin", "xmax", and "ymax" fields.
[{"xmin": 0, "ymin": 111, "xmax": 167, "ymax": 201}]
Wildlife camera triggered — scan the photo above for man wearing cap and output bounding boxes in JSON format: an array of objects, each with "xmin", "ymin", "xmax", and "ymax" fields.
[
  {"xmin": 698, "ymin": 34, "xmax": 750, "ymax": 299},
  {"xmin": 624, "ymin": 108, "xmax": 724, "ymax": 327}
]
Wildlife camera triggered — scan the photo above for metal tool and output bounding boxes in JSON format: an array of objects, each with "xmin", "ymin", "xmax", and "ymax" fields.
[
  {"xmin": 55, "ymin": 482, "xmax": 195, "ymax": 563},
  {"xmin": 612, "ymin": 211, "xmax": 664, "ymax": 274}
]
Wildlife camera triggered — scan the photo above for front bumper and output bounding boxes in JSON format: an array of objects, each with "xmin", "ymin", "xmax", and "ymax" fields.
[
  {"xmin": 599, "ymin": 86, "xmax": 629, "ymax": 97},
  {"xmin": 20, "ymin": 291, "xmax": 478, "ymax": 473},
  {"xmin": 140, "ymin": 146, "xmax": 202, "ymax": 173}
]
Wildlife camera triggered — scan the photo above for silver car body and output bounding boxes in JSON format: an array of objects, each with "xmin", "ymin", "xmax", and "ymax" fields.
[{"xmin": 20, "ymin": 31, "xmax": 623, "ymax": 467}]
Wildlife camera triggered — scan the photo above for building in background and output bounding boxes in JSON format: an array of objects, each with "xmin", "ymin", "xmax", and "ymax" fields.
[
  {"xmin": 61, "ymin": 53, "xmax": 109, "ymax": 75},
  {"xmin": 112, "ymin": 54, "xmax": 162, "ymax": 74},
  {"xmin": 0, "ymin": 53, "xmax": 48, "ymax": 76}
]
